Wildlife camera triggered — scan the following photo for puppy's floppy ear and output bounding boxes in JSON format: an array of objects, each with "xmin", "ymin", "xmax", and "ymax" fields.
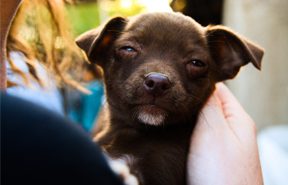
[
  {"xmin": 206, "ymin": 25, "xmax": 264, "ymax": 81},
  {"xmin": 75, "ymin": 17, "xmax": 127, "ymax": 65}
]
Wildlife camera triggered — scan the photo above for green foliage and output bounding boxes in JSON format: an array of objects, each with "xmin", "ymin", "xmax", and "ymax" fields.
[
  {"xmin": 66, "ymin": 2, "xmax": 100, "ymax": 37},
  {"xmin": 104, "ymin": 0, "xmax": 145, "ymax": 17},
  {"xmin": 65, "ymin": 0, "xmax": 145, "ymax": 38}
]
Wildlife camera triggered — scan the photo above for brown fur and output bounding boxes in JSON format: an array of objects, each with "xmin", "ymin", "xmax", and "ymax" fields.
[{"xmin": 76, "ymin": 12, "xmax": 263, "ymax": 185}]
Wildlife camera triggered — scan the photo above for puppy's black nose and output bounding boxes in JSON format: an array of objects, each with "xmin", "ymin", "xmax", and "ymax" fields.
[{"xmin": 144, "ymin": 73, "xmax": 171, "ymax": 96}]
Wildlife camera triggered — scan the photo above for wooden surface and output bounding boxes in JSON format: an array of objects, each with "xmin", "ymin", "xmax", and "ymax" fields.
[{"xmin": 223, "ymin": 0, "xmax": 288, "ymax": 129}]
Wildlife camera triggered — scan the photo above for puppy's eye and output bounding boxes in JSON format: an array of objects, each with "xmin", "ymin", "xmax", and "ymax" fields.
[
  {"xmin": 186, "ymin": 59, "xmax": 208, "ymax": 78},
  {"xmin": 119, "ymin": 46, "xmax": 136, "ymax": 52},
  {"xmin": 116, "ymin": 46, "xmax": 138, "ymax": 59},
  {"xmin": 189, "ymin": 59, "xmax": 206, "ymax": 67}
]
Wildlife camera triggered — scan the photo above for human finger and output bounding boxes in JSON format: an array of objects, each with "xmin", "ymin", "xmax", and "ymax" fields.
[
  {"xmin": 196, "ymin": 93, "xmax": 227, "ymax": 129},
  {"xmin": 214, "ymin": 83, "xmax": 249, "ymax": 122}
]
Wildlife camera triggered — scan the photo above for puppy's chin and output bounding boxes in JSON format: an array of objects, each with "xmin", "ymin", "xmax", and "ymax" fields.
[{"xmin": 137, "ymin": 105, "xmax": 166, "ymax": 126}]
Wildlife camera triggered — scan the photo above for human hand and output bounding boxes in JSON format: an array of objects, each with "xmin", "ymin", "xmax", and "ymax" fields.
[{"xmin": 187, "ymin": 83, "xmax": 263, "ymax": 185}]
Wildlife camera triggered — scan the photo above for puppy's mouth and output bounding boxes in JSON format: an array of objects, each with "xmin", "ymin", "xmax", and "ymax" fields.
[{"xmin": 135, "ymin": 104, "xmax": 167, "ymax": 126}]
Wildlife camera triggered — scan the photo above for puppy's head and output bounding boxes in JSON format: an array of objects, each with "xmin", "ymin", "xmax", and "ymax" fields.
[{"xmin": 76, "ymin": 12, "xmax": 263, "ymax": 126}]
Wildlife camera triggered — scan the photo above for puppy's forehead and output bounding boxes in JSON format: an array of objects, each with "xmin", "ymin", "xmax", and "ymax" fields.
[{"xmin": 122, "ymin": 12, "xmax": 206, "ymax": 46}]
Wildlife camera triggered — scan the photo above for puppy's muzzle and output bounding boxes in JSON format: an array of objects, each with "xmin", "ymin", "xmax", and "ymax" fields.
[{"xmin": 143, "ymin": 72, "xmax": 171, "ymax": 97}]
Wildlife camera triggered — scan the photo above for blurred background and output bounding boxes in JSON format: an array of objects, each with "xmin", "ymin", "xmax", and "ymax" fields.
[{"xmin": 5, "ymin": 0, "xmax": 288, "ymax": 184}]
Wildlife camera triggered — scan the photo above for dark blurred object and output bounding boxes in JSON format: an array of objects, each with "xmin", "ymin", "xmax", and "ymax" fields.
[
  {"xmin": 171, "ymin": 0, "xmax": 224, "ymax": 26},
  {"xmin": 2, "ymin": 93, "xmax": 123, "ymax": 185}
]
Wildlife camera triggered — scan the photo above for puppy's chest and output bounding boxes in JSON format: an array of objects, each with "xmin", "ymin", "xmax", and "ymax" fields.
[
  {"xmin": 97, "ymin": 128, "xmax": 191, "ymax": 185},
  {"xmin": 107, "ymin": 142, "xmax": 189, "ymax": 185}
]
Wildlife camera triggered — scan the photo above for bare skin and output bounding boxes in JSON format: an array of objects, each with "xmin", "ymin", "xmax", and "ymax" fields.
[{"xmin": 188, "ymin": 83, "xmax": 263, "ymax": 185}]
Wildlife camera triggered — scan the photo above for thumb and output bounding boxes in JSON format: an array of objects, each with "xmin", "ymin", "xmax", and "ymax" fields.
[
  {"xmin": 215, "ymin": 83, "xmax": 251, "ymax": 124},
  {"xmin": 196, "ymin": 93, "xmax": 227, "ymax": 130}
]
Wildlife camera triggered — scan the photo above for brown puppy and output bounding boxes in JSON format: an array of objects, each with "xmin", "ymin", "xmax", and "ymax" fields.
[{"xmin": 76, "ymin": 12, "xmax": 263, "ymax": 185}]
